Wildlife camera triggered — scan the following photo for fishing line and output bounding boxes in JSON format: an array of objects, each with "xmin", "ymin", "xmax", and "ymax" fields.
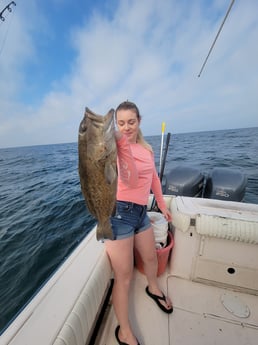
[{"xmin": 0, "ymin": 14, "xmax": 12, "ymax": 56}]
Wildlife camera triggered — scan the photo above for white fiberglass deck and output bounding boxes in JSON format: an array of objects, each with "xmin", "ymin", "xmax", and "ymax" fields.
[{"xmin": 99, "ymin": 267, "xmax": 258, "ymax": 345}]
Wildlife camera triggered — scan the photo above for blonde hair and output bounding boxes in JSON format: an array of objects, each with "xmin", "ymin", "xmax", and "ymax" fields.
[{"xmin": 115, "ymin": 101, "xmax": 153, "ymax": 152}]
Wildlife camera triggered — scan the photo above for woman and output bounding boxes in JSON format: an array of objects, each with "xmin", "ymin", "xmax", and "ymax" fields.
[{"xmin": 105, "ymin": 101, "xmax": 173, "ymax": 345}]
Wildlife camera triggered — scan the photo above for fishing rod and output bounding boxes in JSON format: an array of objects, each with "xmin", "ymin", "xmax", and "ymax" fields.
[
  {"xmin": 151, "ymin": 129, "xmax": 171, "ymax": 211},
  {"xmin": 0, "ymin": 1, "xmax": 16, "ymax": 22},
  {"xmin": 159, "ymin": 122, "xmax": 165, "ymax": 175},
  {"xmin": 198, "ymin": 0, "xmax": 235, "ymax": 77},
  {"xmin": 159, "ymin": 132, "xmax": 171, "ymax": 185},
  {"xmin": 0, "ymin": 1, "xmax": 16, "ymax": 57}
]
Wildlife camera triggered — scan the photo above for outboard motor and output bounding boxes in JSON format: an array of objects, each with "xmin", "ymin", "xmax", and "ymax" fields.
[
  {"xmin": 164, "ymin": 165, "xmax": 204, "ymax": 197},
  {"xmin": 204, "ymin": 167, "xmax": 247, "ymax": 201}
]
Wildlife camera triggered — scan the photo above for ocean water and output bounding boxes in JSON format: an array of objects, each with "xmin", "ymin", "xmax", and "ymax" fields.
[{"xmin": 0, "ymin": 127, "xmax": 258, "ymax": 333}]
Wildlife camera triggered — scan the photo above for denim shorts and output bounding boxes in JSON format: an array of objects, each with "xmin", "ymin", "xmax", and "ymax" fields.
[{"xmin": 111, "ymin": 201, "xmax": 151, "ymax": 240}]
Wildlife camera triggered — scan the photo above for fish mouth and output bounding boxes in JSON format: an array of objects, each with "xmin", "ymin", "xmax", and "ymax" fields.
[
  {"xmin": 87, "ymin": 108, "xmax": 115, "ymax": 136},
  {"xmin": 79, "ymin": 107, "xmax": 115, "ymax": 135},
  {"xmin": 86, "ymin": 107, "xmax": 115, "ymax": 124}
]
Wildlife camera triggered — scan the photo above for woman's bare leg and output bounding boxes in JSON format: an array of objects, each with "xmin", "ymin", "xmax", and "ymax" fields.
[
  {"xmin": 134, "ymin": 227, "xmax": 172, "ymax": 310},
  {"xmin": 105, "ymin": 237, "xmax": 138, "ymax": 345}
]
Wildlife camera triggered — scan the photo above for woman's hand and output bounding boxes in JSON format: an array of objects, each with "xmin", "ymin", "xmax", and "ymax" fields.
[{"xmin": 161, "ymin": 209, "xmax": 172, "ymax": 222}]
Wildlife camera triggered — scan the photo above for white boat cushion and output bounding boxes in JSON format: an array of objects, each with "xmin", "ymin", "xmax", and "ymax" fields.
[
  {"xmin": 171, "ymin": 196, "xmax": 258, "ymax": 244},
  {"xmin": 53, "ymin": 249, "xmax": 112, "ymax": 345}
]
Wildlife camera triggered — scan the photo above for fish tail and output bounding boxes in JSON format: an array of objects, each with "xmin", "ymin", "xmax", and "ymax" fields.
[{"xmin": 96, "ymin": 220, "xmax": 114, "ymax": 241}]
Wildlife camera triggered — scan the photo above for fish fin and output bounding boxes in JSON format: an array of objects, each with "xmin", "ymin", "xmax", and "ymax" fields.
[
  {"xmin": 104, "ymin": 163, "xmax": 117, "ymax": 185},
  {"xmin": 96, "ymin": 220, "xmax": 114, "ymax": 241}
]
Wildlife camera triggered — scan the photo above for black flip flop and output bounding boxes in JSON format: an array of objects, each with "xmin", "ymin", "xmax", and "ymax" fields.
[
  {"xmin": 145, "ymin": 286, "xmax": 173, "ymax": 314},
  {"xmin": 115, "ymin": 325, "xmax": 140, "ymax": 345}
]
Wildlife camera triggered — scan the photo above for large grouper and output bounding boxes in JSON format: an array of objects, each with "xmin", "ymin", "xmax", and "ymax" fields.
[{"xmin": 78, "ymin": 107, "xmax": 117, "ymax": 241}]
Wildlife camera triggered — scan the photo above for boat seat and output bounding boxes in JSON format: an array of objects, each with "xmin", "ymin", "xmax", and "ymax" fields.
[
  {"xmin": 169, "ymin": 196, "xmax": 258, "ymax": 294},
  {"xmin": 171, "ymin": 196, "xmax": 258, "ymax": 243}
]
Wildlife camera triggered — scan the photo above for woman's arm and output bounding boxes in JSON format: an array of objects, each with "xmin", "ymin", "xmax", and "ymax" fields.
[
  {"xmin": 151, "ymin": 168, "xmax": 172, "ymax": 221},
  {"xmin": 116, "ymin": 133, "xmax": 138, "ymax": 188}
]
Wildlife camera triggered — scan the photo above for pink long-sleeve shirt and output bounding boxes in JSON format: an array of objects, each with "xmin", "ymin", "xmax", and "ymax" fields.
[{"xmin": 116, "ymin": 135, "xmax": 167, "ymax": 212}]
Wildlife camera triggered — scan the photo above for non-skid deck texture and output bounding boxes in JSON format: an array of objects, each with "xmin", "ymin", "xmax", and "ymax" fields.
[{"xmin": 103, "ymin": 269, "xmax": 258, "ymax": 345}]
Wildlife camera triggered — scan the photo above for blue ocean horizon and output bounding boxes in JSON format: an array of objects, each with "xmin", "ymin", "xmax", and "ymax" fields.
[{"xmin": 0, "ymin": 126, "xmax": 258, "ymax": 333}]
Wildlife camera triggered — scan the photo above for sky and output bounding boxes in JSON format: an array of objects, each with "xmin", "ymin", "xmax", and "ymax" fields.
[{"xmin": 0, "ymin": 0, "xmax": 257, "ymax": 148}]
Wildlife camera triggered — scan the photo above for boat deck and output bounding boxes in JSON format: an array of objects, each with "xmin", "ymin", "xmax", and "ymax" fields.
[{"xmin": 98, "ymin": 267, "xmax": 258, "ymax": 345}]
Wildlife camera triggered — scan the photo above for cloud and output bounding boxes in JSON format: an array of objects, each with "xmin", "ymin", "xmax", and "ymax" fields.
[{"xmin": 0, "ymin": 0, "xmax": 258, "ymax": 148}]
